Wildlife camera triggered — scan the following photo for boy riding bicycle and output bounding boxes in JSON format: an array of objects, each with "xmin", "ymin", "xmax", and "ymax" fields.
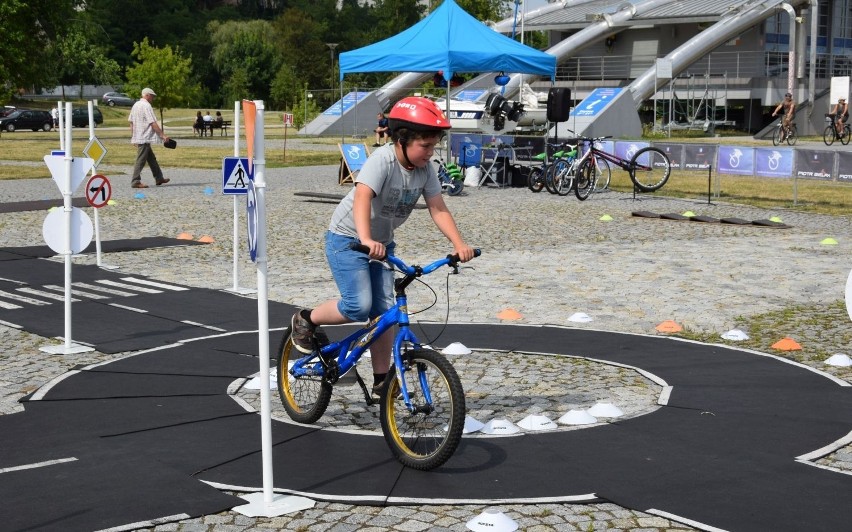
[{"xmin": 290, "ymin": 97, "xmax": 475, "ymax": 398}]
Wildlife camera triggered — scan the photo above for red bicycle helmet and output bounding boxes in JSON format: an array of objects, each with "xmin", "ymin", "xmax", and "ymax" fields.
[{"xmin": 388, "ymin": 97, "xmax": 451, "ymax": 133}]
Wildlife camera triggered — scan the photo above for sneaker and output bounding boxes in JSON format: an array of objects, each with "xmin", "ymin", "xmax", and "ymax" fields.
[
  {"xmin": 290, "ymin": 310, "xmax": 316, "ymax": 354},
  {"xmin": 131, "ymin": 182, "xmax": 149, "ymax": 189},
  {"xmin": 156, "ymin": 178, "xmax": 170, "ymax": 186},
  {"xmin": 372, "ymin": 143, "xmax": 381, "ymax": 147}
]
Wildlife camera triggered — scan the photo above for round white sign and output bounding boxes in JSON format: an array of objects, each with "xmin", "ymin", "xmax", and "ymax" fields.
[
  {"xmin": 846, "ymin": 268, "xmax": 852, "ymax": 322},
  {"xmin": 42, "ymin": 207, "xmax": 94, "ymax": 255}
]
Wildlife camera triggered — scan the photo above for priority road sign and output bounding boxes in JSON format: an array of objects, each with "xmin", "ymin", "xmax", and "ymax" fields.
[
  {"xmin": 223, "ymin": 156, "xmax": 253, "ymax": 195},
  {"xmin": 85, "ymin": 174, "xmax": 112, "ymax": 208},
  {"xmin": 83, "ymin": 137, "xmax": 108, "ymax": 168}
]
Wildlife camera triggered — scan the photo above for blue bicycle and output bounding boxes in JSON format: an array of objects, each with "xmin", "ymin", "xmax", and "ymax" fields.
[{"xmin": 277, "ymin": 245, "xmax": 480, "ymax": 470}]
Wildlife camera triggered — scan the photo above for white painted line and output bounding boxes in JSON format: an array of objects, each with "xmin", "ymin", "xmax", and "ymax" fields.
[
  {"xmin": 108, "ymin": 303, "xmax": 149, "ymax": 313},
  {"xmin": 0, "ymin": 457, "xmax": 78, "ymax": 474},
  {"xmin": 16, "ymin": 287, "xmax": 78, "ymax": 302},
  {"xmin": 0, "ymin": 300, "xmax": 22, "ymax": 310},
  {"xmin": 797, "ymin": 429, "xmax": 852, "ymax": 461},
  {"xmin": 0, "ymin": 289, "xmax": 51, "ymax": 306},
  {"xmin": 97, "ymin": 279, "xmax": 162, "ymax": 294},
  {"xmin": 120, "ymin": 277, "xmax": 189, "ymax": 291},
  {"xmin": 181, "ymin": 320, "xmax": 227, "ymax": 332},
  {"xmin": 0, "ymin": 319, "xmax": 22, "ymax": 328},
  {"xmin": 44, "ymin": 284, "xmax": 110, "ymax": 299},
  {"xmin": 73, "ymin": 282, "xmax": 136, "ymax": 297}
]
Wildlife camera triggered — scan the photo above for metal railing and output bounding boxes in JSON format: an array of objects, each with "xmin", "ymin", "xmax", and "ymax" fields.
[{"xmin": 557, "ymin": 50, "xmax": 852, "ymax": 81}]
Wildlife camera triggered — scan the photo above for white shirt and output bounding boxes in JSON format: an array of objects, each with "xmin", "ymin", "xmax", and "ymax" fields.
[{"xmin": 128, "ymin": 98, "xmax": 160, "ymax": 144}]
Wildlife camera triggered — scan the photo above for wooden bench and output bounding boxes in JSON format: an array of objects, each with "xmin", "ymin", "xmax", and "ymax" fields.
[{"xmin": 208, "ymin": 120, "xmax": 231, "ymax": 136}]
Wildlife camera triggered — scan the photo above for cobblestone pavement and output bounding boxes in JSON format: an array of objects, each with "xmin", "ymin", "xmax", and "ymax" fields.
[{"xmin": 0, "ymin": 160, "xmax": 850, "ymax": 531}]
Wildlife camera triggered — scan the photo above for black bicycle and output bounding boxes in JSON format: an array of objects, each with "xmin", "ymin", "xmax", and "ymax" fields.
[{"xmin": 824, "ymin": 114, "xmax": 851, "ymax": 146}]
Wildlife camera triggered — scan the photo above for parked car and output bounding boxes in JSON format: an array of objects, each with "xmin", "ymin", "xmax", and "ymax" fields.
[
  {"xmin": 101, "ymin": 92, "xmax": 135, "ymax": 107},
  {"xmin": 71, "ymin": 107, "xmax": 103, "ymax": 127},
  {"xmin": 0, "ymin": 109, "xmax": 53, "ymax": 132}
]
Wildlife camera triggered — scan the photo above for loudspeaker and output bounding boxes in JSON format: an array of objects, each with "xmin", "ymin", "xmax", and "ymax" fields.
[{"xmin": 547, "ymin": 88, "xmax": 572, "ymax": 122}]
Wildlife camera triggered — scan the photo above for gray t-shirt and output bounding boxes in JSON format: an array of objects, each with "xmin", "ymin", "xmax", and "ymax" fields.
[{"xmin": 329, "ymin": 144, "xmax": 442, "ymax": 244}]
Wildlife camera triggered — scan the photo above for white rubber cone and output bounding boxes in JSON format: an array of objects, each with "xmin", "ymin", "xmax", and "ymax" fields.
[
  {"xmin": 721, "ymin": 329, "xmax": 749, "ymax": 341},
  {"xmin": 587, "ymin": 402, "xmax": 624, "ymax": 418},
  {"xmin": 825, "ymin": 353, "xmax": 852, "ymax": 367},
  {"xmin": 463, "ymin": 415, "xmax": 485, "ymax": 433},
  {"xmin": 517, "ymin": 414, "xmax": 558, "ymax": 431},
  {"xmin": 442, "ymin": 342, "xmax": 472, "ymax": 355},
  {"xmin": 245, "ymin": 369, "xmax": 277, "ymax": 390},
  {"xmin": 480, "ymin": 418, "xmax": 520, "ymax": 435},
  {"xmin": 466, "ymin": 508, "xmax": 518, "ymax": 532},
  {"xmin": 558, "ymin": 409, "xmax": 598, "ymax": 425},
  {"xmin": 568, "ymin": 312, "xmax": 593, "ymax": 323}
]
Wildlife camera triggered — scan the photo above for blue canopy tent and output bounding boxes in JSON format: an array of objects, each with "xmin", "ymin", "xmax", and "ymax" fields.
[
  {"xmin": 338, "ymin": 0, "xmax": 556, "ymax": 83},
  {"xmin": 337, "ymin": 0, "xmax": 556, "ymax": 150}
]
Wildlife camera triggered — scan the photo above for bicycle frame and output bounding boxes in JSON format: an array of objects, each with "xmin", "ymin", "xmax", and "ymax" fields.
[{"xmin": 581, "ymin": 138, "xmax": 649, "ymax": 172}]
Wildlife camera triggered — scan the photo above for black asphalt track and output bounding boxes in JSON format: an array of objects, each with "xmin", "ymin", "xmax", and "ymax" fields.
[{"xmin": 1, "ymin": 251, "xmax": 851, "ymax": 531}]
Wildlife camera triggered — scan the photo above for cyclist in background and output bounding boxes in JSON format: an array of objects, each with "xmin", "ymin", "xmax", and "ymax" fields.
[
  {"xmin": 829, "ymin": 97, "xmax": 848, "ymax": 138},
  {"xmin": 772, "ymin": 92, "xmax": 796, "ymax": 141},
  {"xmin": 290, "ymin": 97, "xmax": 475, "ymax": 398}
]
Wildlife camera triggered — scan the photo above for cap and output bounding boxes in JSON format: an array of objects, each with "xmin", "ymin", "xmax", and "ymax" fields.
[
  {"xmin": 141, "ymin": 88, "xmax": 157, "ymax": 97},
  {"xmin": 784, "ymin": 92, "xmax": 792, "ymax": 97}
]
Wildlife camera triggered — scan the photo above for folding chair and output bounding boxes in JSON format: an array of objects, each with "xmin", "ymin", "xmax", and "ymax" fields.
[{"xmin": 338, "ymin": 143, "xmax": 371, "ymax": 185}]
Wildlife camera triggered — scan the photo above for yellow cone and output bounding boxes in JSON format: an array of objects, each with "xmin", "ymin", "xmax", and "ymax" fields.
[
  {"xmin": 820, "ymin": 237, "xmax": 838, "ymax": 245},
  {"xmin": 682, "ymin": 211, "xmax": 696, "ymax": 217},
  {"xmin": 769, "ymin": 216, "xmax": 783, "ymax": 223},
  {"xmin": 599, "ymin": 214, "xmax": 613, "ymax": 221}
]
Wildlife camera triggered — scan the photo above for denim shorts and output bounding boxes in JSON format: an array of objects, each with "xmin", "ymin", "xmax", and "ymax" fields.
[{"xmin": 325, "ymin": 231, "xmax": 395, "ymax": 322}]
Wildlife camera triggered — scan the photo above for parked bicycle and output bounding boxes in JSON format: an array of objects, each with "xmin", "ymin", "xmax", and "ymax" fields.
[
  {"xmin": 434, "ymin": 157, "xmax": 464, "ymax": 196},
  {"xmin": 823, "ymin": 114, "xmax": 851, "ymax": 146},
  {"xmin": 772, "ymin": 121, "xmax": 798, "ymax": 146},
  {"xmin": 277, "ymin": 245, "xmax": 479, "ymax": 470},
  {"xmin": 526, "ymin": 141, "xmax": 575, "ymax": 194},
  {"xmin": 573, "ymin": 136, "xmax": 671, "ymax": 193}
]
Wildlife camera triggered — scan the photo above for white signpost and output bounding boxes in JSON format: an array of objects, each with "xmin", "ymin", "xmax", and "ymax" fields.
[
  {"xmin": 231, "ymin": 100, "xmax": 313, "ymax": 518},
  {"xmin": 40, "ymin": 103, "xmax": 95, "ymax": 355}
]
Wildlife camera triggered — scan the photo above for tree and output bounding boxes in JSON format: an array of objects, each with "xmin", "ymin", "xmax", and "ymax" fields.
[
  {"xmin": 125, "ymin": 38, "xmax": 200, "ymax": 125},
  {"xmin": 209, "ymin": 20, "xmax": 281, "ymax": 102},
  {"xmin": 51, "ymin": 28, "xmax": 122, "ymax": 100},
  {"xmin": 0, "ymin": 0, "xmax": 81, "ymax": 100}
]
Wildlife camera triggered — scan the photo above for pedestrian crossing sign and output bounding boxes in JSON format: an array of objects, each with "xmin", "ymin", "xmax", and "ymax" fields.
[{"xmin": 222, "ymin": 157, "xmax": 253, "ymax": 195}]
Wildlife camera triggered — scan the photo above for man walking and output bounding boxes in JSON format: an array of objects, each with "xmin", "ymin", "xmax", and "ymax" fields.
[{"xmin": 128, "ymin": 87, "xmax": 170, "ymax": 189}]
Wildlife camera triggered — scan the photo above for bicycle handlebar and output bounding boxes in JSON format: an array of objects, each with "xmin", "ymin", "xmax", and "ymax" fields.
[{"xmin": 351, "ymin": 244, "xmax": 481, "ymax": 275}]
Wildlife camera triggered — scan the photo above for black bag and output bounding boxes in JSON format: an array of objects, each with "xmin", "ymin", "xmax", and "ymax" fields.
[{"xmin": 163, "ymin": 139, "xmax": 177, "ymax": 149}]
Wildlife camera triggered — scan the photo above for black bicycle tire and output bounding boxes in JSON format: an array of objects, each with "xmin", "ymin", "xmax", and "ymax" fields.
[
  {"xmin": 379, "ymin": 348, "xmax": 465, "ymax": 470},
  {"xmin": 842, "ymin": 125, "xmax": 851, "ymax": 146},
  {"xmin": 527, "ymin": 166, "xmax": 545, "ymax": 192},
  {"xmin": 629, "ymin": 147, "xmax": 671, "ymax": 192},
  {"xmin": 772, "ymin": 125, "xmax": 783, "ymax": 146},
  {"xmin": 447, "ymin": 180, "xmax": 464, "ymax": 196},
  {"xmin": 544, "ymin": 161, "xmax": 560, "ymax": 194},
  {"xmin": 574, "ymin": 158, "xmax": 595, "ymax": 201},
  {"xmin": 824, "ymin": 125, "xmax": 836, "ymax": 146},
  {"xmin": 554, "ymin": 158, "xmax": 574, "ymax": 196},
  {"xmin": 593, "ymin": 157, "xmax": 612, "ymax": 191},
  {"xmin": 276, "ymin": 330, "xmax": 333, "ymax": 424},
  {"xmin": 786, "ymin": 124, "xmax": 798, "ymax": 146}
]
